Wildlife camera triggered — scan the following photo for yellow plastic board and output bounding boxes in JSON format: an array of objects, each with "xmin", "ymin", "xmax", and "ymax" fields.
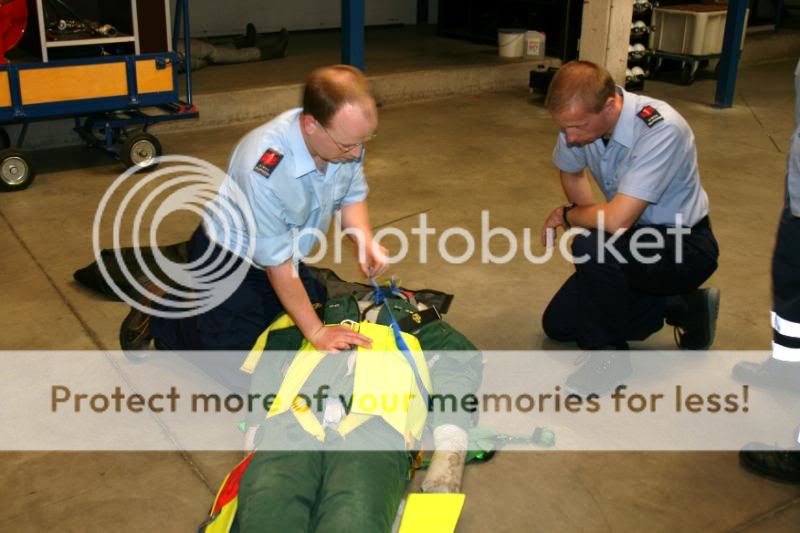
[{"xmin": 398, "ymin": 493, "xmax": 466, "ymax": 533}]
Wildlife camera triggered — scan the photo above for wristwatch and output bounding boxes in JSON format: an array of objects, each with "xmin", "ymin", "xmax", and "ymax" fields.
[{"xmin": 562, "ymin": 203, "xmax": 576, "ymax": 229}]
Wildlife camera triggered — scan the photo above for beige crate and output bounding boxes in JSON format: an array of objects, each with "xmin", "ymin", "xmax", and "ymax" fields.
[{"xmin": 650, "ymin": 4, "xmax": 749, "ymax": 56}]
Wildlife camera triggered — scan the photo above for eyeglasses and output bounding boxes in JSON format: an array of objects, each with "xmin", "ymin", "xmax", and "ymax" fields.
[{"xmin": 318, "ymin": 122, "xmax": 377, "ymax": 154}]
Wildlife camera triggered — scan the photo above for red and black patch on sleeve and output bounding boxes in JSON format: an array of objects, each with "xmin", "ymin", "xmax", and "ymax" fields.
[
  {"xmin": 254, "ymin": 148, "xmax": 284, "ymax": 178},
  {"xmin": 637, "ymin": 105, "xmax": 664, "ymax": 128}
]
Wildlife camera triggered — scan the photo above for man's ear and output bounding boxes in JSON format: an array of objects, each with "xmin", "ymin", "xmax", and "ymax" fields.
[
  {"xmin": 603, "ymin": 96, "xmax": 616, "ymax": 114},
  {"xmin": 301, "ymin": 114, "xmax": 317, "ymax": 135}
]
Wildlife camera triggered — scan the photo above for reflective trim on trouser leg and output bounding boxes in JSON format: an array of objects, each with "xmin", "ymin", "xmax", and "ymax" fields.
[
  {"xmin": 772, "ymin": 311, "xmax": 800, "ymax": 339},
  {"xmin": 772, "ymin": 341, "xmax": 800, "ymax": 362}
]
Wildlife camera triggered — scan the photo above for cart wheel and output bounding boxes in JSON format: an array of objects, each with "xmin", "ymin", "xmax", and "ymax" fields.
[
  {"xmin": 0, "ymin": 149, "xmax": 35, "ymax": 192},
  {"xmin": 122, "ymin": 133, "xmax": 162, "ymax": 171},
  {"xmin": 680, "ymin": 61, "xmax": 697, "ymax": 85},
  {"xmin": 651, "ymin": 57, "xmax": 663, "ymax": 79},
  {"xmin": 0, "ymin": 127, "xmax": 9, "ymax": 150}
]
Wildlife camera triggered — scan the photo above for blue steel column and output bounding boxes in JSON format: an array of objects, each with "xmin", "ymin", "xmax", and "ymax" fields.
[
  {"xmin": 714, "ymin": 0, "xmax": 749, "ymax": 108},
  {"xmin": 342, "ymin": 0, "xmax": 365, "ymax": 70}
]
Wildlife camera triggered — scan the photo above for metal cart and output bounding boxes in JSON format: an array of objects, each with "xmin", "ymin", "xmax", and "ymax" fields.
[
  {"xmin": 650, "ymin": 50, "xmax": 721, "ymax": 86},
  {"xmin": 0, "ymin": 0, "xmax": 198, "ymax": 191}
]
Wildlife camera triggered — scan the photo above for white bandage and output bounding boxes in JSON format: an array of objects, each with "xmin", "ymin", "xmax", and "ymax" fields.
[{"xmin": 422, "ymin": 425, "xmax": 469, "ymax": 493}]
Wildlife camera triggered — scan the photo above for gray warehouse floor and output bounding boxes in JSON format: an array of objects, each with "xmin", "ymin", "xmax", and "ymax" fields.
[{"xmin": 2, "ymin": 51, "xmax": 800, "ymax": 531}]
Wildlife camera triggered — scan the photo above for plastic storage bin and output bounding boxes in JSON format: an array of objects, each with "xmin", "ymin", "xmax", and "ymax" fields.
[{"xmin": 650, "ymin": 4, "xmax": 748, "ymax": 56}]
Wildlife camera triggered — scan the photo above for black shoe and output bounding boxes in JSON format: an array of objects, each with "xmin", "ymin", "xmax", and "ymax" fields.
[
  {"xmin": 740, "ymin": 442, "xmax": 800, "ymax": 484},
  {"xmin": 259, "ymin": 28, "xmax": 289, "ymax": 60},
  {"xmin": 672, "ymin": 288, "xmax": 720, "ymax": 350},
  {"xmin": 119, "ymin": 306, "xmax": 153, "ymax": 360},
  {"xmin": 244, "ymin": 23, "xmax": 257, "ymax": 48},
  {"xmin": 565, "ymin": 352, "xmax": 632, "ymax": 397},
  {"xmin": 118, "ymin": 281, "xmax": 165, "ymax": 360},
  {"xmin": 732, "ymin": 357, "xmax": 800, "ymax": 392}
]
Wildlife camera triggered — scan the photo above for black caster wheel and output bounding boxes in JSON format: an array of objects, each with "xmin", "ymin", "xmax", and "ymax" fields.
[
  {"xmin": 680, "ymin": 61, "xmax": 698, "ymax": 85},
  {"xmin": 651, "ymin": 57, "xmax": 663, "ymax": 79},
  {"xmin": 122, "ymin": 132, "xmax": 162, "ymax": 171},
  {"xmin": 0, "ymin": 127, "xmax": 9, "ymax": 150},
  {"xmin": 0, "ymin": 148, "xmax": 35, "ymax": 192}
]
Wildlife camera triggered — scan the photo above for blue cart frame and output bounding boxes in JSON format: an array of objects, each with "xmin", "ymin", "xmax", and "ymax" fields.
[{"xmin": 0, "ymin": 0, "xmax": 198, "ymax": 191}]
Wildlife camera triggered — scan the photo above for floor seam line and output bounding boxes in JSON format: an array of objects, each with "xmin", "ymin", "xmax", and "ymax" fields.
[
  {"xmin": 0, "ymin": 209, "xmax": 217, "ymax": 496},
  {"xmin": 374, "ymin": 208, "xmax": 433, "ymax": 229},
  {"xmin": 726, "ymin": 494, "xmax": 800, "ymax": 532}
]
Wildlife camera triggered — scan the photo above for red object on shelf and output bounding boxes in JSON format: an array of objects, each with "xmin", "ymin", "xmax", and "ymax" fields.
[{"xmin": 0, "ymin": 0, "xmax": 28, "ymax": 64}]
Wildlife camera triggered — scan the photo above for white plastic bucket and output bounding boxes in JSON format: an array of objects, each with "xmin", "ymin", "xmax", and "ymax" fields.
[
  {"xmin": 498, "ymin": 29, "xmax": 525, "ymax": 58},
  {"xmin": 525, "ymin": 31, "xmax": 546, "ymax": 59}
]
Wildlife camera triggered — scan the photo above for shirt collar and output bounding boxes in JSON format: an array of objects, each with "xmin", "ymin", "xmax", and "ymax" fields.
[
  {"xmin": 609, "ymin": 86, "xmax": 637, "ymax": 149},
  {"xmin": 288, "ymin": 111, "xmax": 318, "ymax": 178}
]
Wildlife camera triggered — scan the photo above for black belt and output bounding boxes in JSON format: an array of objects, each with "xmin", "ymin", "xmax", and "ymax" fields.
[
  {"xmin": 692, "ymin": 215, "xmax": 710, "ymax": 230},
  {"xmin": 637, "ymin": 215, "xmax": 710, "ymax": 232},
  {"xmin": 396, "ymin": 307, "xmax": 442, "ymax": 333}
]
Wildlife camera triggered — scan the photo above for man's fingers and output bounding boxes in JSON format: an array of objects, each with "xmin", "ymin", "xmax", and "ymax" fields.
[
  {"xmin": 325, "ymin": 326, "xmax": 372, "ymax": 349},
  {"xmin": 346, "ymin": 331, "xmax": 372, "ymax": 348}
]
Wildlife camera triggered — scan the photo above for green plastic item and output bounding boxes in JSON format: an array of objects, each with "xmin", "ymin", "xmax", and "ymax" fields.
[{"xmin": 420, "ymin": 426, "xmax": 556, "ymax": 468}]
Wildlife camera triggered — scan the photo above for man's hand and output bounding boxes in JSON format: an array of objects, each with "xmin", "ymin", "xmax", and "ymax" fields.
[
  {"xmin": 360, "ymin": 241, "xmax": 388, "ymax": 278},
  {"xmin": 541, "ymin": 205, "xmax": 567, "ymax": 246},
  {"xmin": 309, "ymin": 324, "xmax": 373, "ymax": 352}
]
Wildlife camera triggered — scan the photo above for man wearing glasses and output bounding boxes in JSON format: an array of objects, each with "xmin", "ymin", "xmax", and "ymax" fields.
[{"xmin": 124, "ymin": 65, "xmax": 385, "ymax": 371}]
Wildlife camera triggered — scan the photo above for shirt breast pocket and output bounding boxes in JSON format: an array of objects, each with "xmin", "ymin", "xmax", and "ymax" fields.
[
  {"xmin": 333, "ymin": 177, "xmax": 350, "ymax": 210},
  {"xmin": 283, "ymin": 194, "xmax": 319, "ymax": 227}
]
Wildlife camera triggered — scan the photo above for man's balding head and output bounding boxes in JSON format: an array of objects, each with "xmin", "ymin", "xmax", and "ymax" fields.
[
  {"xmin": 545, "ymin": 61, "xmax": 616, "ymax": 115},
  {"xmin": 303, "ymin": 65, "xmax": 375, "ymax": 127}
]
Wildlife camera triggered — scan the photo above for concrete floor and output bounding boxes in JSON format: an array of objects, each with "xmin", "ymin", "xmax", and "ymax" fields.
[{"xmin": 2, "ymin": 57, "xmax": 800, "ymax": 530}]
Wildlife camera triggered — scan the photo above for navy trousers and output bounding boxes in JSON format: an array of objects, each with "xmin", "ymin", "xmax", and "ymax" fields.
[
  {"xmin": 772, "ymin": 207, "xmax": 800, "ymax": 357},
  {"xmin": 151, "ymin": 226, "xmax": 326, "ymax": 391},
  {"xmin": 542, "ymin": 217, "xmax": 719, "ymax": 349}
]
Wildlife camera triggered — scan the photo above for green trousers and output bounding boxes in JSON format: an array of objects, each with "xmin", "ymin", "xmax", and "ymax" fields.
[{"xmin": 233, "ymin": 417, "xmax": 410, "ymax": 533}]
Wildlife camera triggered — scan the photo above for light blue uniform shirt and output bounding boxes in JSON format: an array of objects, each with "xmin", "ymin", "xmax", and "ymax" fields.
[
  {"xmin": 553, "ymin": 87, "xmax": 709, "ymax": 227},
  {"xmin": 205, "ymin": 108, "xmax": 369, "ymax": 267},
  {"xmin": 788, "ymin": 60, "xmax": 800, "ymax": 216}
]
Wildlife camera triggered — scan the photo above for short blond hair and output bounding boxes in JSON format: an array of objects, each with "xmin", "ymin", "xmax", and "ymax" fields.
[{"xmin": 545, "ymin": 60, "xmax": 616, "ymax": 114}]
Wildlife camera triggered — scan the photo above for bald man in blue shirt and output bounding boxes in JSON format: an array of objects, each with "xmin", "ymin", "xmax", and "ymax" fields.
[
  {"xmin": 540, "ymin": 61, "xmax": 720, "ymax": 395},
  {"xmin": 121, "ymin": 65, "xmax": 387, "ymax": 383}
]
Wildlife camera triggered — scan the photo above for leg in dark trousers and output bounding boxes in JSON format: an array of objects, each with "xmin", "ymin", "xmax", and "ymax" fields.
[
  {"xmin": 737, "ymin": 207, "xmax": 800, "ymax": 484},
  {"xmin": 542, "ymin": 220, "xmax": 719, "ymax": 349},
  {"xmin": 542, "ymin": 221, "xmax": 719, "ymax": 396},
  {"xmin": 150, "ymin": 225, "xmax": 326, "ymax": 392},
  {"xmin": 734, "ymin": 207, "xmax": 800, "ymax": 389}
]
